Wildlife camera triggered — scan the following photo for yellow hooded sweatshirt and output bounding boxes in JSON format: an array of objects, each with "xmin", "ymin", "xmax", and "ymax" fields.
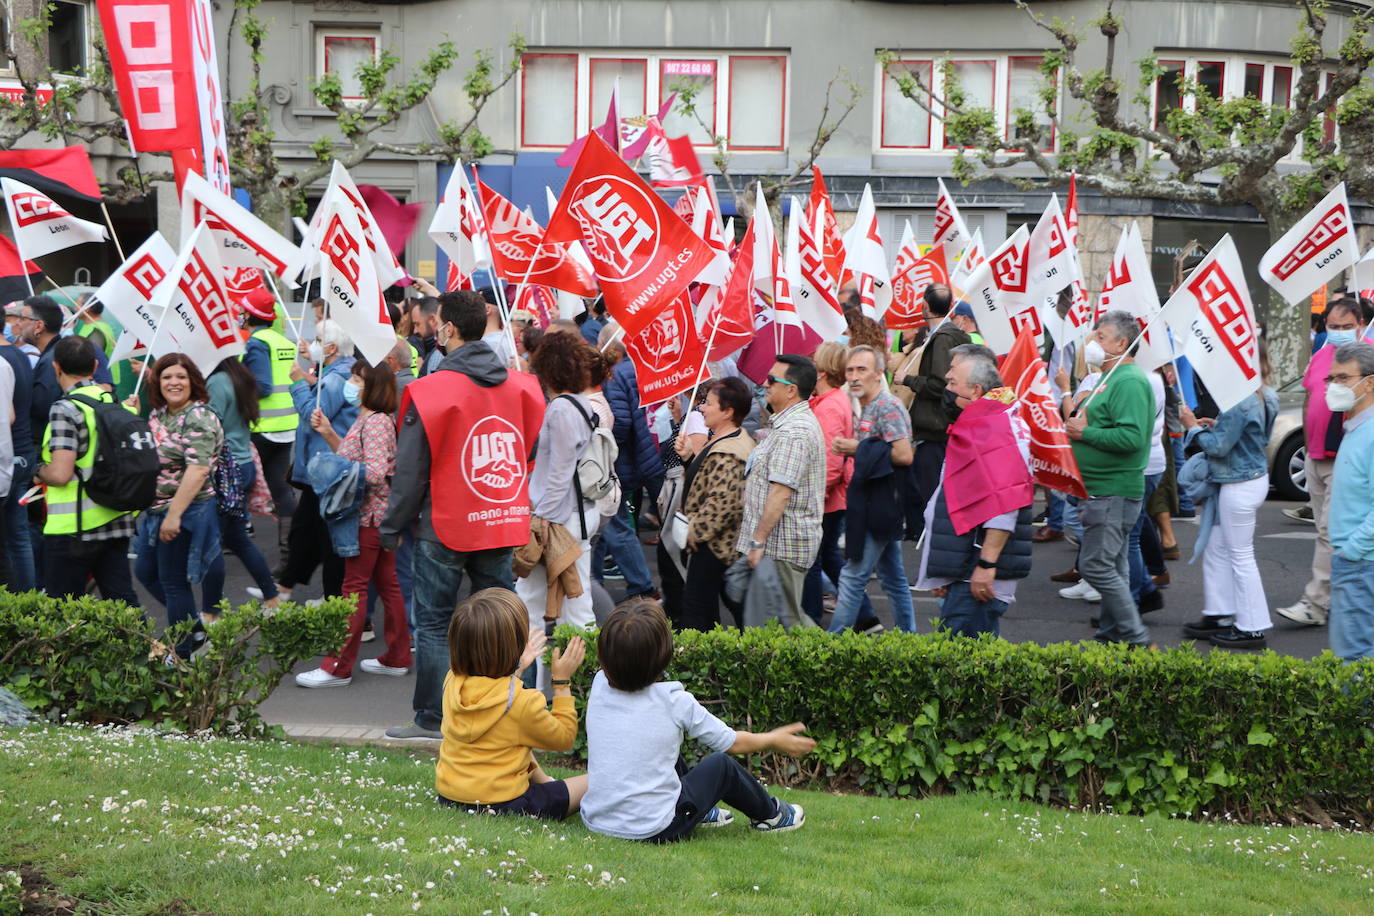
[{"xmin": 435, "ymin": 672, "xmax": 579, "ymax": 805}]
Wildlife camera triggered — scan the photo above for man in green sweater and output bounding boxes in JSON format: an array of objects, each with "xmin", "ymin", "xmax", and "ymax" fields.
[{"xmin": 1066, "ymin": 311, "xmax": 1155, "ymax": 647}]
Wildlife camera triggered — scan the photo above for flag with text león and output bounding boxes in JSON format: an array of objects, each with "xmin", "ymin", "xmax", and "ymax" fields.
[
  {"xmin": 1025, "ymin": 194, "xmax": 1081, "ymax": 343},
  {"xmin": 1158, "ymin": 234, "xmax": 1261, "ymax": 412},
  {"xmin": 317, "ymin": 162, "xmax": 408, "ymax": 288},
  {"xmin": 1000, "ymin": 330, "xmax": 1087, "ymax": 498},
  {"xmin": 93, "ymin": 232, "xmax": 177, "ymax": 353},
  {"xmin": 958, "ymin": 225, "xmax": 1032, "ymax": 355},
  {"xmin": 544, "ymin": 132, "xmax": 714, "ymax": 337},
  {"xmin": 932, "ymin": 177, "xmax": 970, "ymax": 261},
  {"xmin": 1259, "ymin": 182, "xmax": 1357, "ymax": 305},
  {"xmin": 624, "ymin": 292, "xmax": 707, "ymax": 405},
  {"xmin": 1, "ymin": 177, "xmax": 107, "ymax": 260},
  {"xmin": 151, "ymin": 222, "xmax": 244, "ymax": 374}
]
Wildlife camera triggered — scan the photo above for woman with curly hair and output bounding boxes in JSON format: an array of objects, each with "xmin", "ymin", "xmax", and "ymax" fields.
[
  {"xmin": 517, "ymin": 331, "xmax": 599, "ymax": 681},
  {"xmin": 125, "ymin": 353, "xmax": 225, "ymax": 659}
]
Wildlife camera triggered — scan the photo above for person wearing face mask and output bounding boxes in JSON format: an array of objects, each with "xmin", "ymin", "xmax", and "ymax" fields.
[
  {"xmin": 240, "ymin": 286, "xmax": 299, "ymax": 569},
  {"xmin": 1178, "ymin": 341, "xmax": 1279, "ymax": 649},
  {"xmin": 274, "ymin": 319, "xmax": 358, "ymax": 603},
  {"xmin": 828, "ymin": 345, "xmax": 916, "ymax": 634},
  {"xmin": 1321, "ymin": 341, "xmax": 1374, "ymax": 662},
  {"xmin": 1051, "ymin": 339, "xmax": 1106, "ymax": 595},
  {"xmin": 1276, "ymin": 297, "xmax": 1366, "ymax": 628},
  {"xmin": 914, "ymin": 344, "xmax": 1035, "ymax": 637},
  {"xmin": 1065, "ymin": 311, "xmax": 1156, "ymax": 649}
]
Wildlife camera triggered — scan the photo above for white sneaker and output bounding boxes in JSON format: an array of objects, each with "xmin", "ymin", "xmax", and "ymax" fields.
[
  {"xmin": 1274, "ymin": 600, "xmax": 1328, "ymax": 627},
  {"xmin": 360, "ymin": 658, "xmax": 409, "ymax": 677},
  {"xmin": 1059, "ymin": 581, "xmax": 1102, "ymax": 602},
  {"xmin": 360, "ymin": 627, "xmax": 376, "ymax": 643},
  {"xmin": 248, "ymin": 584, "xmax": 289, "ymax": 601},
  {"xmin": 294, "ymin": 667, "xmax": 351, "ymax": 688}
]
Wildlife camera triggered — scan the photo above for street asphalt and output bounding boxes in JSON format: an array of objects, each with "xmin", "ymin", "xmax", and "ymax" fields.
[{"xmin": 127, "ymin": 494, "xmax": 1331, "ymax": 734}]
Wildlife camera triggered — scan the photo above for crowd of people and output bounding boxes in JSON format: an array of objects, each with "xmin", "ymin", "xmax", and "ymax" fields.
[{"xmin": 5, "ymin": 272, "xmax": 1372, "ymax": 747}]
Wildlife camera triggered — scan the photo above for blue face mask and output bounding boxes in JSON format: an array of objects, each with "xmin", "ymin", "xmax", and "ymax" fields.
[
  {"xmin": 343, "ymin": 380, "xmax": 362, "ymax": 407},
  {"xmin": 1327, "ymin": 328, "xmax": 1358, "ymax": 347},
  {"xmin": 2, "ymin": 324, "xmax": 12, "ymax": 343}
]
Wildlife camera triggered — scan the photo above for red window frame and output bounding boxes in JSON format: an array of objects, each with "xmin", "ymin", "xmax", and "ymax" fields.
[
  {"xmin": 659, "ymin": 58, "xmax": 717, "ymax": 142},
  {"xmin": 322, "ymin": 35, "xmax": 379, "ymax": 101},
  {"xmin": 1271, "ymin": 65, "xmax": 1293, "ymax": 109},
  {"xmin": 1195, "ymin": 60, "xmax": 1225, "ymax": 101},
  {"xmin": 943, "ymin": 58, "xmax": 996, "ymax": 149},
  {"xmin": 1005, "ymin": 55, "xmax": 1056, "ymax": 152},
  {"xmin": 519, "ymin": 52, "xmax": 578, "ymax": 149},
  {"xmin": 727, "ymin": 54, "xmax": 788, "ymax": 151},
  {"xmin": 1154, "ymin": 59, "xmax": 1185, "ymax": 129},
  {"xmin": 880, "ymin": 58, "xmax": 933, "ymax": 149},
  {"xmin": 1243, "ymin": 63, "xmax": 1264, "ymax": 99},
  {"xmin": 588, "ymin": 57, "xmax": 648, "ymax": 123}
]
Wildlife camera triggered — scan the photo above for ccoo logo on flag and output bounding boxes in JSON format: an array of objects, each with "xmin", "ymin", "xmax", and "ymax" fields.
[{"xmin": 1272, "ymin": 204, "xmax": 1349, "ymax": 281}]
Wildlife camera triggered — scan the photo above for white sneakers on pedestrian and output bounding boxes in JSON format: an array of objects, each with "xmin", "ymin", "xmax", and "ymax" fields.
[
  {"xmin": 1059, "ymin": 581, "xmax": 1102, "ymax": 603},
  {"xmin": 1274, "ymin": 599, "xmax": 1328, "ymax": 627},
  {"xmin": 295, "ymin": 667, "xmax": 351, "ymax": 688},
  {"xmin": 360, "ymin": 658, "xmax": 409, "ymax": 677}
]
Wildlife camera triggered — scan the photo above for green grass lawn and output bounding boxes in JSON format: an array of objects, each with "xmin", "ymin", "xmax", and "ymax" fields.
[{"xmin": 2, "ymin": 726, "xmax": 1372, "ymax": 914}]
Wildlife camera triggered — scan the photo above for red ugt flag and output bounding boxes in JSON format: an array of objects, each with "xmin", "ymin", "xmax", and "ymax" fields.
[
  {"xmin": 623, "ymin": 293, "xmax": 707, "ymax": 405},
  {"xmin": 546, "ymin": 133, "xmax": 714, "ymax": 338},
  {"xmin": 999, "ymin": 329, "xmax": 1088, "ymax": 498}
]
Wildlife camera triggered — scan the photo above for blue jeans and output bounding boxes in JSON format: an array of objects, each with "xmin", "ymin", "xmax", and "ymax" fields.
[
  {"xmin": 202, "ymin": 461, "xmax": 278, "ymax": 609},
  {"xmin": 803, "ymin": 510, "xmax": 875, "ymax": 625},
  {"xmin": 1172, "ymin": 437, "xmax": 1194, "ymax": 512},
  {"xmin": 938, "ymin": 580, "xmax": 1008, "ymax": 638},
  {"xmin": 135, "ymin": 498, "xmax": 222, "ymax": 658},
  {"xmin": 828, "ymin": 534, "xmax": 915, "ymax": 633},
  {"xmin": 592, "ymin": 495, "xmax": 654, "ymax": 597},
  {"xmin": 1046, "ymin": 490, "xmax": 1066, "ymax": 532},
  {"xmin": 1080, "ymin": 494, "xmax": 1150, "ymax": 646},
  {"xmin": 411, "ymin": 538, "xmax": 513, "ymax": 731},
  {"xmin": 1062, "ymin": 496, "xmax": 1084, "ymax": 544},
  {"xmin": 1128, "ymin": 474, "xmax": 1162, "ymax": 601},
  {"xmin": 4, "ymin": 452, "xmax": 35, "ymax": 591},
  {"xmin": 1330, "ymin": 553, "xmax": 1374, "ymax": 662}
]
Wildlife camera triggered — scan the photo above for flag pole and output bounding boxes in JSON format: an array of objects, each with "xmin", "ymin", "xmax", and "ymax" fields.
[
  {"xmin": 1074, "ymin": 306, "xmax": 1170, "ymax": 415},
  {"xmin": 263, "ymin": 270, "xmax": 304, "ymax": 342},
  {"xmin": 682, "ymin": 309, "xmax": 723, "ymax": 411},
  {"xmin": 129, "ymin": 303, "xmax": 172, "ymax": 402},
  {"xmin": 467, "ymin": 164, "xmax": 520, "ymax": 362},
  {"xmin": 599, "ymin": 323, "xmax": 625, "ymax": 353},
  {"xmin": 99, "ymin": 202, "xmax": 127, "ymax": 262}
]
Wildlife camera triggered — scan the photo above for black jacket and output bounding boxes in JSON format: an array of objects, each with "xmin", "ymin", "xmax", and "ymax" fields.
[
  {"xmin": 902, "ymin": 322, "xmax": 970, "ymax": 444},
  {"xmin": 845, "ymin": 437, "xmax": 905, "ymax": 560}
]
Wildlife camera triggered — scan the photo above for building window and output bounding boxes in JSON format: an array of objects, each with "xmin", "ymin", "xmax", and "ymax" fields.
[
  {"xmin": 880, "ymin": 59, "xmax": 932, "ymax": 149},
  {"xmin": 520, "ymin": 53, "xmax": 577, "ymax": 148},
  {"xmin": 519, "ymin": 51, "xmax": 788, "ymax": 152},
  {"xmin": 1196, "ymin": 61, "xmax": 1225, "ymax": 101},
  {"xmin": 318, "ymin": 30, "xmax": 380, "ymax": 101},
  {"xmin": 1154, "ymin": 60, "xmax": 1185, "ymax": 128},
  {"xmin": 589, "ymin": 58, "xmax": 646, "ymax": 121},
  {"xmin": 728, "ymin": 55, "xmax": 787, "ymax": 150},
  {"xmin": 48, "ymin": 0, "xmax": 87, "ymax": 75},
  {"xmin": 943, "ymin": 59, "xmax": 994, "ymax": 147},
  {"xmin": 1006, "ymin": 56, "xmax": 1054, "ymax": 150},
  {"xmin": 660, "ymin": 59, "xmax": 716, "ymax": 143},
  {"xmin": 1271, "ymin": 66, "xmax": 1293, "ymax": 109}
]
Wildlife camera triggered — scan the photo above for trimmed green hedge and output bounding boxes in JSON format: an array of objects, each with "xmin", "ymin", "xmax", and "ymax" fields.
[
  {"xmin": 556, "ymin": 625, "xmax": 1374, "ymax": 824},
  {"xmin": 0, "ymin": 592, "xmax": 352, "ymax": 736}
]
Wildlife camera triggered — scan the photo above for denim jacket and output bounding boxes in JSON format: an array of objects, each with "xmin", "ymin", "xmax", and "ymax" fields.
[
  {"xmin": 1184, "ymin": 387, "xmax": 1278, "ymax": 484},
  {"xmin": 135, "ymin": 497, "xmax": 222, "ymax": 584},
  {"xmin": 289, "ymin": 356, "xmax": 358, "ymax": 488},
  {"xmin": 307, "ymin": 450, "xmax": 364, "ymax": 558}
]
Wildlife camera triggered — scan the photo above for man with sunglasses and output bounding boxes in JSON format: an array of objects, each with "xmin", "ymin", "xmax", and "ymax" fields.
[
  {"xmin": 1325, "ymin": 341, "xmax": 1374, "ymax": 662},
  {"xmin": 737, "ymin": 355, "xmax": 825, "ymax": 625}
]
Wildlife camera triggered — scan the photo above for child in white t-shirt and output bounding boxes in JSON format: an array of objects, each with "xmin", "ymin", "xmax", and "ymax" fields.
[{"xmin": 580, "ymin": 598, "xmax": 815, "ymax": 843}]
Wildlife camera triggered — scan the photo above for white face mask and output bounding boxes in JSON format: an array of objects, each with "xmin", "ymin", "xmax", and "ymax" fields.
[
  {"xmin": 1083, "ymin": 340, "xmax": 1106, "ymax": 369},
  {"xmin": 308, "ymin": 341, "xmax": 324, "ymax": 364},
  {"xmin": 1326, "ymin": 380, "xmax": 1363, "ymax": 413}
]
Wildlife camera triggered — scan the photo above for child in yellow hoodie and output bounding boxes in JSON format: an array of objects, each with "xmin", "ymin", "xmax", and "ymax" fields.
[{"xmin": 435, "ymin": 588, "xmax": 588, "ymax": 818}]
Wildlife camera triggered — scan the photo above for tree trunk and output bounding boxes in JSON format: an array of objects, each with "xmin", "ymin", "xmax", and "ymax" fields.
[{"xmin": 1257, "ymin": 210, "xmax": 1307, "ymax": 387}]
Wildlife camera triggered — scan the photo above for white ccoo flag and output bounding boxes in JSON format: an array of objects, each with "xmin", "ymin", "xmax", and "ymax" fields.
[
  {"xmin": 2, "ymin": 177, "xmax": 107, "ymax": 260},
  {"xmin": 1259, "ymin": 182, "xmax": 1357, "ymax": 305},
  {"xmin": 151, "ymin": 222, "xmax": 245, "ymax": 375}
]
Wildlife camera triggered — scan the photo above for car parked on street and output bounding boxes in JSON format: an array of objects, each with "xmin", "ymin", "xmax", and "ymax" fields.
[{"xmin": 1267, "ymin": 377, "xmax": 1307, "ymax": 501}]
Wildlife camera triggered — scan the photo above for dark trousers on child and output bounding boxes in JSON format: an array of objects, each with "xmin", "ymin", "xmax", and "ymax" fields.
[{"xmin": 647, "ymin": 752, "xmax": 777, "ymax": 843}]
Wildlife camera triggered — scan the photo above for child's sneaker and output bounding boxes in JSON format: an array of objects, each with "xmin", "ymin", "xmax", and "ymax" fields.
[
  {"xmin": 700, "ymin": 806, "xmax": 734, "ymax": 827},
  {"xmin": 752, "ymin": 799, "xmax": 805, "ymax": 832}
]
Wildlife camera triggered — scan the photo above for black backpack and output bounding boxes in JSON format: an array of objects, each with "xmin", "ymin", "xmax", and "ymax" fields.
[{"xmin": 67, "ymin": 392, "xmax": 160, "ymax": 512}]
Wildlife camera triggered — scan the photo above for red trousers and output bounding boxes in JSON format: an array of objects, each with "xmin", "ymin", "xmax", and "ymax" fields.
[{"xmin": 321, "ymin": 526, "xmax": 412, "ymax": 678}]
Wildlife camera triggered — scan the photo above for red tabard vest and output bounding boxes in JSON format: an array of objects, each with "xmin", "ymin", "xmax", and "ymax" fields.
[{"xmin": 402, "ymin": 369, "xmax": 546, "ymax": 551}]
